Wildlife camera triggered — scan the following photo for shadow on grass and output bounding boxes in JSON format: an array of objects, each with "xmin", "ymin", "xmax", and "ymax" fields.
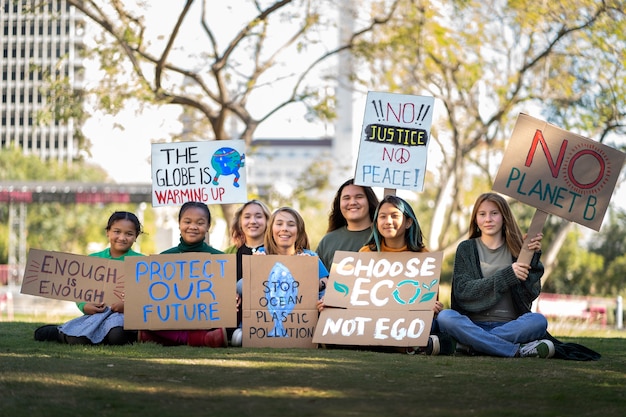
[{"xmin": 1, "ymin": 322, "xmax": 624, "ymax": 417}]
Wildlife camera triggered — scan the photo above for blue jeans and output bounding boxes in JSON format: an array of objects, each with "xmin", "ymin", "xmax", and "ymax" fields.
[{"xmin": 437, "ymin": 309, "xmax": 548, "ymax": 357}]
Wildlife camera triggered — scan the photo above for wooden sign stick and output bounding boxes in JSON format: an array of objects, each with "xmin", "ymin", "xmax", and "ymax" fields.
[
  {"xmin": 383, "ymin": 188, "xmax": 396, "ymax": 197},
  {"xmin": 517, "ymin": 209, "xmax": 549, "ymax": 264}
]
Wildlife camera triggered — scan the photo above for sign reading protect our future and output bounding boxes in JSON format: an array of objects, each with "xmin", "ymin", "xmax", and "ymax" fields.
[
  {"xmin": 493, "ymin": 114, "xmax": 626, "ymax": 231},
  {"xmin": 124, "ymin": 253, "xmax": 237, "ymax": 330},
  {"xmin": 151, "ymin": 139, "xmax": 247, "ymax": 207},
  {"xmin": 354, "ymin": 91, "xmax": 435, "ymax": 192},
  {"xmin": 313, "ymin": 251, "xmax": 442, "ymax": 348}
]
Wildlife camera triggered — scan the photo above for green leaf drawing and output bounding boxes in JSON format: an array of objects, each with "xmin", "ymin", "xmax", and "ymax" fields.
[
  {"xmin": 420, "ymin": 292, "xmax": 436, "ymax": 302},
  {"xmin": 333, "ymin": 281, "xmax": 350, "ymax": 297}
]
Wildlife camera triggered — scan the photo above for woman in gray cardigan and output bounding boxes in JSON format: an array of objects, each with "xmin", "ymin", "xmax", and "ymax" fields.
[{"xmin": 437, "ymin": 192, "xmax": 554, "ymax": 358}]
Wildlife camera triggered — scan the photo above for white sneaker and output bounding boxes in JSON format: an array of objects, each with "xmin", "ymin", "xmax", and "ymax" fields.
[
  {"xmin": 231, "ymin": 328, "xmax": 243, "ymax": 347},
  {"xmin": 518, "ymin": 339, "xmax": 555, "ymax": 358},
  {"xmin": 425, "ymin": 335, "xmax": 440, "ymax": 355}
]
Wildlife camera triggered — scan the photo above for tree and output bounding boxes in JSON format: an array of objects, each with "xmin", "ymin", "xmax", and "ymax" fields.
[
  {"xmin": 353, "ymin": 0, "xmax": 626, "ymax": 277},
  {"xmin": 60, "ymin": 0, "xmax": 401, "ymax": 224},
  {"xmin": 587, "ymin": 208, "xmax": 626, "ymax": 296},
  {"xmin": 43, "ymin": 1, "xmax": 626, "ymax": 280},
  {"xmin": 542, "ymin": 226, "xmax": 604, "ymax": 296},
  {"xmin": 0, "ymin": 147, "xmax": 156, "ymax": 264}
]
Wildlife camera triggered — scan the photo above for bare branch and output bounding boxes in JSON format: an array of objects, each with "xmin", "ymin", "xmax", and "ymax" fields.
[{"xmin": 155, "ymin": 0, "xmax": 195, "ymax": 91}]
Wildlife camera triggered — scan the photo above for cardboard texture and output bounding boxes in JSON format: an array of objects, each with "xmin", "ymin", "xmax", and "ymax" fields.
[
  {"xmin": 354, "ymin": 91, "xmax": 435, "ymax": 192},
  {"xmin": 493, "ymin": 113, "xmax": 626, "ymax": 231},
  {"xmin": 124, "ymin": 253, "xmax": 237, "ymax": 330},
  {"xmin": 313, "ymin": 251, "xmax": 442, "ymax": 347},
  {"xmin": 21, "ymin": 248, "xmax": 125, "ymax": 305},
  {"xmin": 242, "ymin": 255, "xmax": 319, "ymax": 348},
  {"xmin": 313, "ymin": 308, "xmax": 435, "ymax": 348}
]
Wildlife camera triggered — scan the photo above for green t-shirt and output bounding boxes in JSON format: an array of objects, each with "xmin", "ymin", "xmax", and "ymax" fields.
[
  {"xmin": 316, "ymin": 226, "xmax": 372, "ymax": 271},
  {"xmin": 76, "ymin": 247, "xmax": 144, "ymax": 314}
]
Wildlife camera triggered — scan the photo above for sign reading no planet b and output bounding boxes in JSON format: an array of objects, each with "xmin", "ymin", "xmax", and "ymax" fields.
[
  {"xmin": 124, "ymin": 253, "xmax": 237, "ymax": 330},
  {"xmin": 151, "ymin": 139, "xmax": 247, "ymax": 207},
  {"xmin": 354, "ymin": 91, "xmax": 435, "ymax": 192},
  {"xmin": 21, "ymin": 249, "xmax": 126, "ymax": 306},
  {"xmin": 313, "ymin": 251, "xmax": 442, "ymax": 348},
  {"xmin": 493, "ymin": 114, "xmax": 626, "ymax": 231}
]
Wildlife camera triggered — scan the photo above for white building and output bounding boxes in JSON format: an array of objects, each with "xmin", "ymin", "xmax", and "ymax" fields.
[
  {"xmin": 1, "ymin": 0, "xmax": 84, "ymax": 162},
  {"xmin": 246, "ymin": 137, "xmax": 334, "ymax": 198}
]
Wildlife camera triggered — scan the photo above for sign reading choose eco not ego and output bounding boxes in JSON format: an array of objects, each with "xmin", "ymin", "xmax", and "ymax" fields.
[
  {"xmin": 493, "ymin": 113, "xmax": 626, "ymax": 231},
  {"xmin": 313, "ymin": 251, "xmax": 442, "ymax": 348}
]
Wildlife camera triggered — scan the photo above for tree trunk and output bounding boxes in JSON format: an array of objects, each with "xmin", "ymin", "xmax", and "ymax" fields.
[{"xmin": 541, "ymin": 220, "xmax": 573, "ymax": 286}]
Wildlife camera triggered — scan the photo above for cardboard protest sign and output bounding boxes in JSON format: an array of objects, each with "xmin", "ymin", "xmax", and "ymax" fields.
[
  {"xmin": 151, "ymin": 139, "xmax": 247, "ymax": 207},
  {"xmin": 21, "ymin": 248, "xmax": 125, "ymax": 305},
  {"xmin": 124, "ymin": 253, "xmax": 237, "ymax": 330},
  {"xmin": 313, "ymin": 251, "xmax": 442, "ymax": 347},
  {"xmin": 493, "ymin": 114, "xmax": 626, "ymax": 231},
  {"xmin": 354, "ymin": 91, "xmax": 435, "ymax": 192},
  {"xmin": 241, "ymin": 255, "xmax": 319, "ymax": 348}
]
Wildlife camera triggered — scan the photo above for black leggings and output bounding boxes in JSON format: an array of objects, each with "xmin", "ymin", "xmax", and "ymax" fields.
[{"xmin": 61, "ymin": 327, "xmax": 137, "ymax": 345}]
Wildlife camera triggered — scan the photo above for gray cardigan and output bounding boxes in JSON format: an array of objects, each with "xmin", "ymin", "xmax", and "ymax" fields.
[{"xmin": 450, "ymin": 238, "xmax": 543, "ymax": 317}]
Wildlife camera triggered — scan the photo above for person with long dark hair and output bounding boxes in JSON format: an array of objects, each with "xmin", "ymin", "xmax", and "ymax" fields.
[
  {"xmin": 318, "ymin": 195, "xmax": 446, "ymax": 354},
  {"xmin": 316, "ymin": 179, "xmax": 379, "ymax": 270}
]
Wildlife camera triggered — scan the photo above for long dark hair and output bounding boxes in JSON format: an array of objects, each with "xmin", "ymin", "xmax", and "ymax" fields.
[
  {"xmin": 364, "ymin": 195, "xmax": 426, "ymax": 252},
  {"xmin": 327, "ymin": 178, "xmax": 379, "ymax": 232}
]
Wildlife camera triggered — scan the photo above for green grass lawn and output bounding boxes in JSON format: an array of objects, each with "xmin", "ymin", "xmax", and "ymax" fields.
[{"xmin": 1, "ymin": 320, "xmax": 624, "ymax": 417}]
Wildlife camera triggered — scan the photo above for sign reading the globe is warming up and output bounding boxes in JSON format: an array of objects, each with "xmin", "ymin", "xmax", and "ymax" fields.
[
  {"xmin": 354, "ymin": 91, "xmax": 435, "ymax": 192},
  {"xmin": 493, "ymin": 114, "xmax": 626, "ymax": 231},
  {"xmin": 151, "ymin": 139, "xmax": 247, "ymax": 206}
]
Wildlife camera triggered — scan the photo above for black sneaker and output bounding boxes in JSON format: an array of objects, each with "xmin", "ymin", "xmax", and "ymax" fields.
[
  {"xmin": 424, "ymin": 333, "xmax": 457, "ymax": 356},
  {"xmin": 455, "ymin": 343, "xmax": 472, "ymax": 355},
  {"xmin": 438, "ymin": 332, "xmax": 457, "ymax": 355},
  {"xmin": 34, "ymin": 324, "xmax": 60, "ymax": 342}
]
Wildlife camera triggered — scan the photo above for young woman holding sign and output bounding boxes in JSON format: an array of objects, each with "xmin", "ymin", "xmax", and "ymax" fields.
[
  {"xmin": 436, "ymin": 192, "xmax": 554, "ymax": 358},
  {"xmin": 225, "ymin": 199, "xmax": 271, "ymax": 344},
  {"xmin": 138, "ymin": 201, "xmax": 228, "ymax": 348},
  {"xmin": 34, "ymin": 211, "xmax": 144, "ymax": 345},
  {"xmin": 315, "ymin": 178, "xmax": 379, "ymax": 271},
  {"xmin": 317, "ymin": 195, "xmax": 447, "ymax": 354},
  {"xmin": 254, "ymin": 207, "xmax": 329, "ymax": 297}
]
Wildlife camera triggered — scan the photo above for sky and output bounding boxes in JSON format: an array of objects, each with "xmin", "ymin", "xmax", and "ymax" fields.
[
  {"xmin": 79, "ymin": 1, "xmax": 340, "ymax": 185},
  {"xmin": 77, "ymin": 2, "xmax": 626, "ymax": 233}
]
